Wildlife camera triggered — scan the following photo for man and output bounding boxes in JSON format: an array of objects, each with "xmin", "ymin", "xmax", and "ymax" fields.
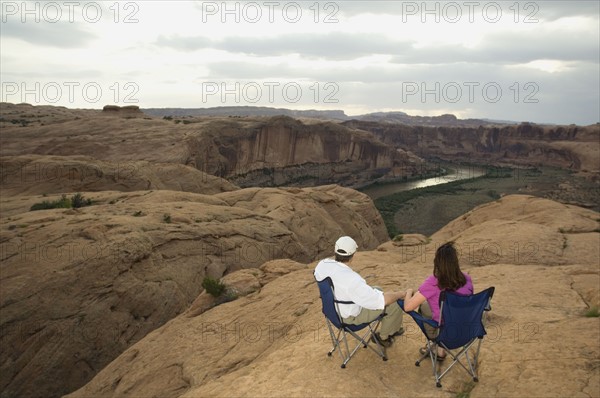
[{"xmin": 314, "ymin": 236, "xmax": 406, "ymax": 347}]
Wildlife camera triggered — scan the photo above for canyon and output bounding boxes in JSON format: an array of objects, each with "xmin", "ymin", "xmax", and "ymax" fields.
[{"xmin": 0, "ymin": 103, "xmax": 598, "ymax": 397}]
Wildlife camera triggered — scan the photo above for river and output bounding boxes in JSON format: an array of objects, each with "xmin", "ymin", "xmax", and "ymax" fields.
[{"xmin": 360, "ymin": 164, "xmax": 487, "ymax": 200}]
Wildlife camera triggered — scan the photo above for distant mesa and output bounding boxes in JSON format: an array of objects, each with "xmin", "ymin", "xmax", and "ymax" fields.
[
  {"xmin": 142, "ymin": 106, "xmax": 348, "ymax": 120},
  {"xmin": 142, "ymin": 106, "xmax": 502, "ymax": 127},
  {"xmin": 102, "ymin": 104, "xmax": 143, "ymax": 116}
]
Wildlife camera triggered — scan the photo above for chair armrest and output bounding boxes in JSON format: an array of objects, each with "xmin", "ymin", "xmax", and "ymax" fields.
[{"xmin": 397, "ymin": 299, "xmax": 440, "ymax": 329}]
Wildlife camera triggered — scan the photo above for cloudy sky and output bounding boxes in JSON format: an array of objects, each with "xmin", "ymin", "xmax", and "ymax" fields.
[{"xmin": 1, "ymin": 1, "xmax": 599, "ymax": 125}]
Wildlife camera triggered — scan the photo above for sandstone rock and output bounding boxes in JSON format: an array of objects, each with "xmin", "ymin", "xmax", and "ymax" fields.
[
  {"xmin": 221, "ymin": 269, "xmax": 263, "ymax": 296},
  {"xmin": 185, "ymin": 292, "xmax": 218, "ymax": 318},
  {"xmin": 431, "ymin": 195, "xmax": 599, "ymax": 267},
  {"xmin": 0, "ymin": 185, "xmax": 387, "ymax": 397},
  {"xmin": 0, "ymin": 155, "xmax": 238, "ymax": 197},
  {"xmin": 376, "ymin": 234, "xmax": 430, "ymax": 259},
  {"xmin": 392, "ymin": 233, "xmax": 429, "ymax": 246},
  {"xmin": 259, "ymin": 259, "xmax": 307, "ymax": 284},
  {"xmin": 215, "ymin": 185, "xmax": 389, "ymax": 260},
  {"xmin": 67, "ymin": 197, "xmax": 600, "ymax": 398}
]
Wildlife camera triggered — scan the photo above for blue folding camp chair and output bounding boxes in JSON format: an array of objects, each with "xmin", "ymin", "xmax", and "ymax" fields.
[
  {"xmin": 316, "ymin": 277, "xmax": 388, "ymax": 368},
  {"xmin": 398, "ymin": 287, "xmax": 494, "ymax": 387}
]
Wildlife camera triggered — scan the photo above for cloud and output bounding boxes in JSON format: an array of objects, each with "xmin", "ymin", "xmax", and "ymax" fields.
[
  {"xmin": 221, "ymin": 32, "xmax": 411, "ymax": 59},
  {"xmin": 0, "ymin": 0, "xmax": 597, "ymax": 125},
  {"xmin": 390, "ymin": 29, "xmax": 599, "ymax": 64},
  {"xmin": 155, "ymin": 32, "xmax": 412, "ymax": 60},
  {"xmin": 336, "ymin": 62, "xmax": 599, "ymax": 124},
  {"xmin": 204, "ymin": 62, "xmax": 296, "ymax": 80},
  {"xmin": 155, "ymin": 35, "xmax": 212, "ymax": 51},
  {"xmin": 336, "ymin": 0, "xmax": 599, "ymax": 21},
  {"xmin": 532, "ymin": 1, "xmax": 600, "ymax": 21},
  {"xmin": 0, "ymin": 68, "xmax": 103, "ymax": 79},
  {"xmin": 155, "ymin": 24, "xmax": 597, "ymax": 65},
  {"xmin": 1, "ymin": 21, "xmax": 96, "ymax": 48}
]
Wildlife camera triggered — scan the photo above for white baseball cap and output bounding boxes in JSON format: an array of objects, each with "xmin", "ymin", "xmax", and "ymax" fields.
[{"xmin": 335, "ymin": 236, "xmax": 358, "ymax": 256}]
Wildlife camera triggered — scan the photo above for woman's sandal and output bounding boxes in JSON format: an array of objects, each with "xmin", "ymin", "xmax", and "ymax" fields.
[{"xmin": 419, "ymin": 346, "xmax": 446, "ymax": 361}]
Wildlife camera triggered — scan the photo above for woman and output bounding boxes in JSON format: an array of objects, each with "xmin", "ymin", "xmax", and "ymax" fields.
[{"xmin": 403, "ymin": 241, "xmax": 473, "ymax": 359}]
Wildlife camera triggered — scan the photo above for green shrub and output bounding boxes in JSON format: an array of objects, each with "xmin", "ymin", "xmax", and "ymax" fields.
[
  {"xmin": 584, "ymin": 306, "xmax": 599, "ymax": 317},
  {"xmin": 487, "ymin": 190, "xmax": 501, "ymax": 199},
  {"xmin": 30, "ymin": 194, "xmax": 71, "ymax": 211},
  {"xmin": 71, "ymin": 193, "xmax": 92, "ymax": 208},
  {"xmin": 133, "ymin": 210, "xmax": 143, "ymax": 217},
  {"xmin": 202, "ymin": 276, "xmax": 226, "ymax": 297},
  {"xmin": 163, "ymin": 214, "xmax": 172, "ymax": 223},
  {"xmin": 30, "ymin": 193, "xmax": 93, "ymax": 211}
]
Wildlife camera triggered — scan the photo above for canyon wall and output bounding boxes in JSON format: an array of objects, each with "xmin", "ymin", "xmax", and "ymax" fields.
[
  {"xmin": 187, "ymin": 116, "xmax": 422, "ymax": 187},
  {"xmin": 344, "ymin": 120, "xmax": 599, "ymax": 173}
]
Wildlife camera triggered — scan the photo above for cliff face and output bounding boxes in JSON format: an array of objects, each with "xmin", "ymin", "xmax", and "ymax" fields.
[
  {"xmin": 344, "ymin": 121, "xmax": 599, "ymax": 173},
  {"xmin": 188, "ymin": 116, "xmax": 422, "ymax": 187}
]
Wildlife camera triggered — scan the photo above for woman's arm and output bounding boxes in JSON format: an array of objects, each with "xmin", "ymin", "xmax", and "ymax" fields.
[{"xmin": 403, "ymin": 289, "xmax": 427, "ymax": 312}]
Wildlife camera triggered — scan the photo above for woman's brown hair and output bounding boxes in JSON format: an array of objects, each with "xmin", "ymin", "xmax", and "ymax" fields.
[{"xmin": 433, "ymin": 242, "xmax": 466, "ymax": 290}]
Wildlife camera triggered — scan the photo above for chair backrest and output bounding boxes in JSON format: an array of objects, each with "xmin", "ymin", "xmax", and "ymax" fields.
[
  {"xmin": 316, "ymin": 277, "xmax": 345, "ymax": 329},
  {"xmin": 437, "ymin": 287, "xmax": 495, "ymax": 349}
]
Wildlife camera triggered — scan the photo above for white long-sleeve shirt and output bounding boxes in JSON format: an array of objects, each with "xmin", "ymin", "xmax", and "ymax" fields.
[{"xmin": 314, "ymin": 258, "xmax": 385, "ymax": 318}]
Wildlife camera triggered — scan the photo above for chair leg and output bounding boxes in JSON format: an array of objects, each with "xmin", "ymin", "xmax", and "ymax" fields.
[
  {"xmin": 325, "ymin": 320, "xmax": 350, "ymax": 368},
  {"xmin": 415, "ymin": 341, "xmax": 435, "ymax": 367},
  {"xmin": 353, "ymin": 326, "xmax": 387, "ymax": 361},
  {"xmin": 369, "ymin": 339, "xmax": 388, "ymax": 361},
  {"xmin": 323, "ymin": 317, "xmax": 387, "ymax": 368},
  {"xmin": 325, "ymin": 321, "xmax": 339, "ymax": 357},
  {"xmin": 340, "ymin": 332, "xmax": 354, "ymax": 368},
  {"xmin": 434, "ymin": 340, "xmax": 481, "ymax": 386},
  {"xmin": 464, "ymin": 346, "xmax": 479, "ymax": 382}
]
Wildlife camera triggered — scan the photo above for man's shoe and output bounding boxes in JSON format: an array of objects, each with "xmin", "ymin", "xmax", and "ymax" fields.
[
  {"xmin": 371, "ymin": 332, "xmax": 394, "ymax": 348},
  {"xmin": 391, "ymin": 327, "xmax": 405, "ymax": 337}
]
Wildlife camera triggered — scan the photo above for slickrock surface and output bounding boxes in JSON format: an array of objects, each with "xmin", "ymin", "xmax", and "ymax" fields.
[
  {"xmin": 68, "ymin": 195, "xmax": 600, "ymax": 398},
  {"xmin": 0, "ymin": 184, "xmax": 387, "ymax": 398}
]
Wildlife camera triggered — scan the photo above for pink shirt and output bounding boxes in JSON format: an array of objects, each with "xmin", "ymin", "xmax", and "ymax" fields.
[{"xmin": 418, "ymin": 273, "xmax": 473, "ymax": 322}]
